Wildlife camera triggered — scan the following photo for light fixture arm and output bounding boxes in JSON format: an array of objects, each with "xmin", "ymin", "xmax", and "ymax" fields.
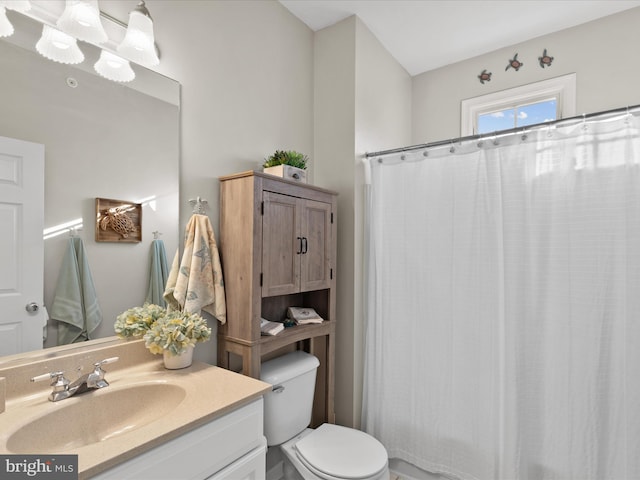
[
  {"xmin": 97, "ymin": 1, "xmax": 152, "ymax": 26},
  {"xmin": 98, "ymin": 10, "xmax": 126, "ymax": 29}
]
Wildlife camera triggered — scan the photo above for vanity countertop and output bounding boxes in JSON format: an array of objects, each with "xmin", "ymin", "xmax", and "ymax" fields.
[{"xmin": 0, "ymin": 360, "xmax": 271, "ymax": 479}]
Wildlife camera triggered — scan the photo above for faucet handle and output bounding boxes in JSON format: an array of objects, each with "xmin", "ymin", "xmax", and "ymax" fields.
[
  {"xmin": 31, "ymin": 371, "xmax": 71, "ymax": 401},
  {"xmin": 88, "ymin": 356, "xmax": 119, "ymax": 389},
  {"xmin": 94, "ymin": 356, "xmax": 119, "ymax": 368},
  {"xmin": 31, "ymin": 371, "xmax": 68, "ymax": 386}
]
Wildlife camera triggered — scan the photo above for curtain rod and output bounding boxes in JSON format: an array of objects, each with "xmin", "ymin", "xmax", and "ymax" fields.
[{"xmin": 365, "ymin": 103, "xmax": 640, "ymax": 158}]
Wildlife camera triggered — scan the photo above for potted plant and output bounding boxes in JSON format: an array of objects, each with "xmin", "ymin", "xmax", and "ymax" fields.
[
  {"xmin": 262, "ymin": 150, "xmax": 308, "ymax": 183},
  {"xmin": 143, "ymin": 310, "xmax": 212, "ymax": 369},
  {"xmin": 114, "ymin": 303, "xmax": 167, "ymax": 339}
]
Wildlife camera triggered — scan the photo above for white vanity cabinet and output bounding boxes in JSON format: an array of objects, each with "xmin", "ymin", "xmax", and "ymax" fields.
[{"xmin": 91, "ymin": 398, "xmax": 265, "ymax": 480}]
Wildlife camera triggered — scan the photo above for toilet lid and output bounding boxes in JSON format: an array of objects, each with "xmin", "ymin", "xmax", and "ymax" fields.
[{"xmin": 294, "ymin": 424, "xmax": 388, "ymax": 479}]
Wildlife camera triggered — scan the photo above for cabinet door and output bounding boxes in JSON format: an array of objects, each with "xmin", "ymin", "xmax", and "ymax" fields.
[
  {"xmin": 91, "ymin": 399, "xmax": 264, "ymax": 480},
  {"xmin": 300, "ymin": 199, "xmax": 332, "ymax": 292},
  {"xmin": 262, "ymin": 191, "xmax": 300, "ymax": 297},
  {"xmin": 206, "ymin": 444, "xmax": 266, "ymax": 480}
]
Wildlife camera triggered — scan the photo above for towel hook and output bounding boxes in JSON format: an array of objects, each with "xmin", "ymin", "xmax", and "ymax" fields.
[
  {"xmin": 189, "ymin": 197, "xmax": 208, "ymax": 214},
  {"xmin": 152, "ymin": 231, "xmax": 162, "ymax": 239}
]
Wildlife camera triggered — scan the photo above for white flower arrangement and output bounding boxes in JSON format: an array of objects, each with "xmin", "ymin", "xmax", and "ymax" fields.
[
  {"xmin": 114, "ymin": 303, "xmax": 167, "ymax": 338},
  {"xmin": 143, "ymin": 310, "xmax": 211, "ymax": 356}
]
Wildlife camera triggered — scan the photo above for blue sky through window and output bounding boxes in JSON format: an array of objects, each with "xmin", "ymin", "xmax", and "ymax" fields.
[{"xmin": 477, "ymin": 99, "xmax": 557, "ymax": 134}]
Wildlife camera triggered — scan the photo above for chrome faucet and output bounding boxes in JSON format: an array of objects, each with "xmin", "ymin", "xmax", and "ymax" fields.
[{"xmin": 31, "ymin": 357, "xmax": 119, "ymax": 402}]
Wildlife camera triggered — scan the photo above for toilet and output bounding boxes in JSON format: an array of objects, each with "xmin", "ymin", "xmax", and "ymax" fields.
[{"xmin": 261, "ymin": 350, "xmax": 389, "ymax": 480}]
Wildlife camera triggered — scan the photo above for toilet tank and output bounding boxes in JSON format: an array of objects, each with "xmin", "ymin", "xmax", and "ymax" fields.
[{"xmin": 260, "ymin": 350, "xmax": 320, "ymax": 446}]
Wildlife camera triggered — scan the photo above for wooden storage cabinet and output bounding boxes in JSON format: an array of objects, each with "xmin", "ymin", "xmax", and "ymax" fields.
[
  {"xmin": 218, "ymin": 171, "xmax": 337, "ymax": 426},
  {"xmin": 262, "ymin": 192, "xmax": 332, "ymax": 296}
]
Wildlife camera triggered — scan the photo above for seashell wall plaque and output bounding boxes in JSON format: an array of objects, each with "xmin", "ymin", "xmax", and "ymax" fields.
[{"xmin": 95, "ymin": 197, "xmax": 142, "ymax": 243}]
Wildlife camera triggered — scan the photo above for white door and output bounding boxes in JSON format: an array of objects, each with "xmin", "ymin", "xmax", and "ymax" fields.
[{"xmin": 0, "ymin": 135, "xmax": 45, "ymax": 356}]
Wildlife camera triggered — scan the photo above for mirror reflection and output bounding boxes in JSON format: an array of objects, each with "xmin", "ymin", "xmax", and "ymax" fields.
[{"xmin": 0, "ymin": 12, "xmax": 180, "ymax": 363}]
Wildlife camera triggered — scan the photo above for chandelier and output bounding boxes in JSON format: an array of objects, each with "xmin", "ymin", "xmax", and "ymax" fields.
[{"xmin": 0, "ymin": 0, "xmax": 160, "ymax": 83}]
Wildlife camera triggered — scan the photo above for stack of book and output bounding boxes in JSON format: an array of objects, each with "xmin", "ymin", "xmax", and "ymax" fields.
[{"xmin": 286, "ymin": 307, "xmax": 324, "ymax": 325}]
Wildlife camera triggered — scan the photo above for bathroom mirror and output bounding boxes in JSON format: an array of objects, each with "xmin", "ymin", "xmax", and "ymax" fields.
[{"xmin": 0, "ymin": 12, "xmax": 180, "ymax": 364}]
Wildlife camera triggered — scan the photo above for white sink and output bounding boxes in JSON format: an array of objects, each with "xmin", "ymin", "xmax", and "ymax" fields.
[
  {"xmin": 7, "ymin": 382, "xmax": 186, "ymax": 453},
  {"xmin": 0, "ymin": 353, "xmax": 270, "ymax": 479}
]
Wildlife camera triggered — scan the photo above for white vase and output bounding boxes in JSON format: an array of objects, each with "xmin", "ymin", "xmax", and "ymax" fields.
[
  {"xmin": 263, "ymin": 165, "xmax": 307, "ymax": 183},
  {"xmin": 163, "ymin": 345, "xmax": 194, "ymax": 369}
]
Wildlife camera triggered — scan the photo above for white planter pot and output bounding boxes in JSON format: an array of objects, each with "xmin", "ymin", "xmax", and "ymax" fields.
[
  {"xmin": 263, "ymin": 165, "xmax": 307, "ymax": 183},
  {"xmin": 163, "ymin": 345, "xmax": 194, "ymax": 369}
]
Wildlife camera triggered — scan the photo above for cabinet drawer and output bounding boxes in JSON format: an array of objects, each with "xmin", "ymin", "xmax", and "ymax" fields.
[
  {"xmin": 92, "ymin": 398, "xmax": 264, "ymax": 480},
  {"xmin": 206, "ymin": 443, "xmax": 266, "ymax": 479}
]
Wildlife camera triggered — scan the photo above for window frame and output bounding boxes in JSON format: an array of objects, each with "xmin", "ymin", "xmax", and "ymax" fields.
[{"xmin": 461, "ymin": 73, "xmax": 576, "ymax": 136}]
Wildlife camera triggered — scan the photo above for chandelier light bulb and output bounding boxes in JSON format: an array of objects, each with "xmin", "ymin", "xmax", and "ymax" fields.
[
  {"xmin": 117, "ymin": 1, "xmax": 159, "ymax": 67},
  {"xmin": 57, "ymin": 0, "xmax": 107, "ymax": 44},
  {"xmin": 36, "ymin": 25, "xmax": 85, "ymax": 64},
  {"xmin": 94, "ymin": 50, "xmax": 135, "ymax": 83}
]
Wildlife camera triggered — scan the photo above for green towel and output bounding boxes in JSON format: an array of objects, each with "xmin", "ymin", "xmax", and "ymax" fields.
[
  {"xmin": 145, "ymin": 239, "xmax": 169, "ymax": 306},
  {"xmin": 51, "ymin": 237, "xmax": 102, "ymax": 344}
]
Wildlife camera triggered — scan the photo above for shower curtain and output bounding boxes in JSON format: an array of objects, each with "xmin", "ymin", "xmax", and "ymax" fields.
[{"xmin": 362, "ymin": 114, "xmax": 640, "ymax": 480}]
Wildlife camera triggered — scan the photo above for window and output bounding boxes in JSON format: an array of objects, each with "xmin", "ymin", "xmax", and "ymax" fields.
[
  {"xmin": 477, "ymin": 99, "xmax": 557, "ymax": 134},
  {"xmin": 461, "ymin": 73, "xmax": 576, "ymax": 136}
]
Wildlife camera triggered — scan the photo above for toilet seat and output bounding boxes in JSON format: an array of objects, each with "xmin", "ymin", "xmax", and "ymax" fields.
[{"xmin": 294, "ymin": 424, "xmax": 388, "ymax": 480}]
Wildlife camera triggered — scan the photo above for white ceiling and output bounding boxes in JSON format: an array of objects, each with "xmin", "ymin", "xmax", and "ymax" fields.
[{"xmin": 279, "ymin": 0, "xmax": 640, "ymax": 76}]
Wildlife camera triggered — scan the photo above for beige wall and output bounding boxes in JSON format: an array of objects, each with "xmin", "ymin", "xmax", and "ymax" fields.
[
  {"xmin": 314, "ymin": 16, "xmax": 412, "ymax": 427},
  {"xmin": 353, "ymin": 18, "xmax": 412, "ymax": 427},
  {"xmin": 145, "ymin": 0, "xmax": 314, "ymax": 364},
  {"xmin": 314, "ymin": 16, "xmax": 357, "ymax": 427},
  {"xmin": 413, "ymin": 7, "xmax": 640, "ymax": 144},
  {"xmin": 148, "ymin": 0, "xmax": 314, "ymax": 231}
]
